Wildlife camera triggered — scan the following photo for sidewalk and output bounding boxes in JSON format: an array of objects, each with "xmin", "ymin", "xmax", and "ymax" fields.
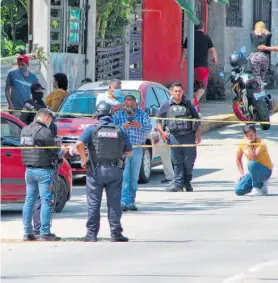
[{"xmin": 200, "ymin": 89, "xmax": 278, "ymax": 133}]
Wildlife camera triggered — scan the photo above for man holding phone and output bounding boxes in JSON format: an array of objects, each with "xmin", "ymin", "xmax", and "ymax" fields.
[{"xmin": 113, "ymin": 95, "xmax": 152, "ymax": 211}]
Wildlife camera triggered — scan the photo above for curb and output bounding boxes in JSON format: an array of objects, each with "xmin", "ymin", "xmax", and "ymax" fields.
[{"xmin": 201, "ymin": 97, "xmax": 278, "ymax": 134}]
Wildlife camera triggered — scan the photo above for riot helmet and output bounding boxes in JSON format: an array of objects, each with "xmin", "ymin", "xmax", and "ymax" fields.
[{"xmin": 95, "ymin": 101, "xmax": 113, "ymax": 117}]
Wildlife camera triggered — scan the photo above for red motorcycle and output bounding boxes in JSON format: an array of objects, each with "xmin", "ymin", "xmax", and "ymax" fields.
[{"xmin": 221, "ymin": 50, "xmax": 275, "ymax": 130}]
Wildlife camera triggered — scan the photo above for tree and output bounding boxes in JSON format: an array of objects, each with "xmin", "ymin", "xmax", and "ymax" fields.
[
  {"xmin": 1, "ymin": 0, "xmax": 28, "ymax": 57},
  {"xmin": 96, "ymin": 0, "xmax": 140, "ymax": 40}
]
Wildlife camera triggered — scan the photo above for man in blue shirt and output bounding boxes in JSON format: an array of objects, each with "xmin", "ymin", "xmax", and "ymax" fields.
[
  {"xmin": 113, "ymin": 95, "xmax": 152, "ymax": 211},
  {"xmin": 76, "ymin": 101, "xmax": 132, "ymax": 242},
  {"xmin": 5, "ymin": 55, "xmax": 38, "ymax": 118}
]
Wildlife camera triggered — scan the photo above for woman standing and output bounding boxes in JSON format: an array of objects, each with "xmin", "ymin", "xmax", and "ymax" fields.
[
  {"xmin": 46, "ymin": 73, "xmax": 68, "ymax": 112},
  {"xmin": 250, "ymin": 21, "xmax": 272, "ymax": 81}
]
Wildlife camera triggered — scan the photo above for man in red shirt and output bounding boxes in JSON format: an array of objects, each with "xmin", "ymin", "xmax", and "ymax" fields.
[{"xmin": 180, "ymin": 23, "xmax": 217, "ymax": 112}]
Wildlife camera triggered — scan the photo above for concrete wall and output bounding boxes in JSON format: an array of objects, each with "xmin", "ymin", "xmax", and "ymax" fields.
[
  {"xmin": 271, "ymin": 3, "xmax": 278, "ymax": 65},
  {"xmin": 33, "ymin": 0, "xmax": 51, "ymax": 94},
  {"xmin": 223, "ymin": 0, "xmax": 254, "ymax": 72}
]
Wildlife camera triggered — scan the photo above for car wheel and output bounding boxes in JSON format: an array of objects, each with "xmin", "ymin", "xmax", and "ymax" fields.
[
  {"xmin": 54, "ymin": 177, "xmax": 68, "ymax": 213},
  {"xmin": 139, "ymin": 148, "xmax": 151, "ymax": 184}
]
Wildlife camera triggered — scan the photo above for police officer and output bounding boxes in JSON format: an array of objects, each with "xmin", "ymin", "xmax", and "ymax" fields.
[
  {"xmin": 21, "ymin": 108, "xmax": 67, "ymax": 241},
  {"xmin": 76, "ymin": 101, "xmax": 132, "ymax": 242},
  {"xmin": 156, "ymin": 83, "xmax": 201, "ymax": 192}
]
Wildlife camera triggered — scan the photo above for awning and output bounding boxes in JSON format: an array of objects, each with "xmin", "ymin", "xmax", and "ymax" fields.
[{"xmin": 175, "ymin": 0, "xmax": 229, "ymax": 24}]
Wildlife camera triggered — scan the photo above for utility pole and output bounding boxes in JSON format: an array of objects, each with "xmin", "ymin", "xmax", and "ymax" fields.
[
  {"xmin": 28, "ymin": 0, "xmax": 34, "ymax": 53},
  {"xmin": 187, "ymin": 0, "xmax": 195, "ymax": 100}
]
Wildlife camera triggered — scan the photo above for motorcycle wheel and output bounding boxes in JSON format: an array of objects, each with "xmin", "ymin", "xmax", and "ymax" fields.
[
  {"xmin": 232, "ymin": 100, "xmax": 249, "ymax": 121},
  {"xmin": 255, "ymin": 99, "xmax": 271, "ymax": 131}
]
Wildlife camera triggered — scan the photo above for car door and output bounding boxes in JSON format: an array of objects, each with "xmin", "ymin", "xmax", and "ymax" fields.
[
  {"xmin": 1, "ymin": 118, "xmax": 26, "ymax": 202},
  {"xmin": 152, "ymin": 86, "xmax": 172, "ymax": 145},
  {"xmin": 144, "ymin": 86, "xmax": 161, "ymax": 161}
]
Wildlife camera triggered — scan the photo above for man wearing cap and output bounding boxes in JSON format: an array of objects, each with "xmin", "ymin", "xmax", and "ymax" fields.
[
  {"xmin": 113, "ymin": 95, "xmax": 152, "ymax": 211},
  {"xmin": 5, "ymin": 55, "xmax": 38, "ymax": 118}
]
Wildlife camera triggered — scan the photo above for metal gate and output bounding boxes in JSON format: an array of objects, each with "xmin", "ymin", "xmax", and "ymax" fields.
[
  {"xmin": 253, "ymin": 0, "xmax": 272, "ymax": 30},
  {"xmin": 129, "ymin": 19, "xmax": 142, "ymax": 80}
]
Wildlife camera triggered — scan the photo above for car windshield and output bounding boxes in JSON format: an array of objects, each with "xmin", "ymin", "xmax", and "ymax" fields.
[{"xmin": 58, "ymin": 89, "xmax": 141, "ymax": 117}]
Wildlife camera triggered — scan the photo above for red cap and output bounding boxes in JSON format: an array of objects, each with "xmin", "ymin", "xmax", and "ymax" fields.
[{"xmin": 17, "ymin": 55, "xmax": 29, "ymax": 64}]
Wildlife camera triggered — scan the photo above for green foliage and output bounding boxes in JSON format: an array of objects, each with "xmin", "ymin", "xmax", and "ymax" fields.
[
  {"xmin": 96, "ymin": 0, "xmax": 141, "ymax": 40},
  {"xmin": 1, "ymin": 0, "xmax": 27, "ymax": 57},
  {"xmin": 1, "ymin": 37, "xmax": 26, "ymax": 57}
]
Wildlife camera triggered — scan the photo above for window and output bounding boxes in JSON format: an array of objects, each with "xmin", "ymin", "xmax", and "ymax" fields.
[
  {"xmin": 59, "ymin": 90, "xmax": 99, "ymax": 116},
  {"xmin": 145, "ymin": 87, "xmax": 159, "ymax": 110},
  {"xmin": 153, "ymin": 87, "xmax": 170, "ymax": 106},
  {"xmin": 50, "ymin": 0, "xmax": 85, "ymax": 54},
  {"xmin": 1, "ymin": 119, "xmax": 22, "ymax": 142},
  {"xmin": 226, "ymin": 0, "xmax": 243, "ymax": 27}
]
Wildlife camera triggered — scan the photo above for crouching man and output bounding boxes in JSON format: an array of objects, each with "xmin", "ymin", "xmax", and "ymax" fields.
[{"xmin": 235, "ymin": 125, "xmax": 273, "ymax": 196}]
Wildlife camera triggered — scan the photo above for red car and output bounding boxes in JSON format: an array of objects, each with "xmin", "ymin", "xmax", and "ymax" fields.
[
  {"xmin": 56, "ymin": 80, "xmax": 171, "ymax": 183},
  {"xmin": 1, "ymin": 112, "xmax": 72, "ymax": 213}
]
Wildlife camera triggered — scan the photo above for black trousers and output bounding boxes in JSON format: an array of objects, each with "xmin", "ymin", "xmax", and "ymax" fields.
[
  {"xmin": 86, "ymin": 164, "xmax": 123, "ymax": 237},
  {"xmin": 170, "ymin": 132, "xmax": 197, "ymax": 189}
]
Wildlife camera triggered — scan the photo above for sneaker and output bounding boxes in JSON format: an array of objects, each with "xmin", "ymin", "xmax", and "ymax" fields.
[
  {"xmin": 111, "ymin": 234, "xmax": 129, "ymax": 242},
  {"xmin": 83, "ymin": 235, "xmax": 97, "ymax": 242},
  {"xmin": 38, "ymin": 234, "xmax": 61, "ymax": 241},
  {"xmin": 121, "ymin": 204, "xmax": 129, "ymax": 212},
  {"xmin": 248, "ymin": 187, "xmax": 263, "ymax": 196},
  {"xmin": 261, "ymin": 180, "xmax": 269, "ymax": 195},
  {"xmin": 165, "ymin": 186, "xmax": 183, "ymax": 192},
  {"xmin": 128, "ymin": 204, "xmax": 138, "ymax": 211},
  {"xmin": 23, "ymin": 234, "xmax": 37, "ymax": 241},
  {"xmin": 193, "ymin": 98, "xmax": 201, "ymax": 112}
]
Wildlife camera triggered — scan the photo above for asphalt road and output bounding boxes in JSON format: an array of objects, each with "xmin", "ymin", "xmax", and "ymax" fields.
[{"xmin": 2, "ymin": 113, "xmax": 278, "ymax": 283}]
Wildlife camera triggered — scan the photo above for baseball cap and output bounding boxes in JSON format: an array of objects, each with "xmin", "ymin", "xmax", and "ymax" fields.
[
  {"xmin": 31, "ymin": 83, "xmax": 45, "ymax": 93},
  {"xmin": 17, "ymin": 54, "xmax": 29, "ymax": 64},
  {"xmin": 124, "ymin": 95, "xmax": 136, "ymax": 101}
]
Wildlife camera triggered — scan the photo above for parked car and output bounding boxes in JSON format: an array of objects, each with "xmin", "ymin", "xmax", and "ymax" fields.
[
  {"xmin": 1, "ymin": 112, "xmax": 72, "ymax": 213},
  {"xmin": 56, "ymin": 80, "xmax": 171, "ymax": 183}
]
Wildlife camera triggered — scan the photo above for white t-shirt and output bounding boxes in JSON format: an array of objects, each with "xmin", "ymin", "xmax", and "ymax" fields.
[{"xmin": 96, "ymin": 91, "xmax": 123, "ymax": 106}]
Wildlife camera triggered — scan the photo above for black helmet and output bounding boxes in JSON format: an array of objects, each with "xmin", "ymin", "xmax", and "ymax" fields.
[
  {"xmin": 229, "ymin": 52, "xmax": 247, "ymax": 68},
  {"xmin": 95, "ymin": 101, "xmax": 113, "ymax": 117}
]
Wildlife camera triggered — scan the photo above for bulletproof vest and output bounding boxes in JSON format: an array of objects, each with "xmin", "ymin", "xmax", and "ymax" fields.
[
  {"xmin": 90, "ymin": 122, "xmax": 125, "ymax": 163},
  {"xmin": 20, "ymin": 122, "xmax": 55, "ymax": 168},
  {"xmin": 166, "ymin": 102, "xmax": 193, "ymax": 136}
]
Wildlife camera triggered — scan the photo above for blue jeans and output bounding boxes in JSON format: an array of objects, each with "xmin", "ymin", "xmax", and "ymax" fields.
[
  {"xmin": 121, "ymin": 148, "xmax": 143, "ymax": 206},
  {"xmin": 23, "ymin": 168, "xmax": 54, "ymax": 235},
  {"xmin": 235, "ymin": 161, "xmax": 272, "ymax": 196}
]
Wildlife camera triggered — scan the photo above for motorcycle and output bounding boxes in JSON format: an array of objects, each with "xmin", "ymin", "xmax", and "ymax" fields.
[{"xmin": 221, "ymin": 46, "xmax": 275, "ymax": 130}]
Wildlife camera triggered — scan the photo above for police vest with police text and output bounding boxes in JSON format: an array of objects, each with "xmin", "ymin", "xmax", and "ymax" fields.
[
  {"xmin": 20, "ymin": 122, "xmax": 57, "ymax": 168},
  {"xmin": 90, "ymin": 122, "xmax": 125, "ymax": 163},
  {"xmin": 166, "ymin": 101, "xmax": 193, "ymax": 136}
]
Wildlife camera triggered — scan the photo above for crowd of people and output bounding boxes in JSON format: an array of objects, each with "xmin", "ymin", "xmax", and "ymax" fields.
[{"xmin": 3, "ymin": 20, "xmax": 276, "ymax": 241}]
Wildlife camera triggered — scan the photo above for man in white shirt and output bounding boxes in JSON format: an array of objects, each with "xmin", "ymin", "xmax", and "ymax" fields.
[{"xmin": 96, "ymin": 79, "xmax": 124, "ymax": 111}]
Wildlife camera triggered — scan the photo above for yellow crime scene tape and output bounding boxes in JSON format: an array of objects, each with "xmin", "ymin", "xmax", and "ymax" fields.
[
  {"xmin": 1, "ymin": 142, "xmax": 278, "ymax": 150},
  {"xmin": 1, "ymin": 108, "xmax": 278, "ymax": 150},
  {"xmin": 2, "ymin": 108, "xmax": 278, "ymax": 125}
]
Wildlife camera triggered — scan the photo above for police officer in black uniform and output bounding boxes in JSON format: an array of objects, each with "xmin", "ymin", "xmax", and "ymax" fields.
[
  {"xmin": 156, "ymin": 83, "xmax": 201, "ymax": 192},
  {"xmin": 76, "ymin": 101, "xmax": 132, "ymax": 242},
  {"xmin": 21, "ymin": 108, "xmax": 67, "ymax": 241}
]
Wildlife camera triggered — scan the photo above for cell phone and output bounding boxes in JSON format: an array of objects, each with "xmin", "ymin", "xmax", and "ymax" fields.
[{"xmin": 127, "ymin": 116, "xmax": 134, "ymax": 122}]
